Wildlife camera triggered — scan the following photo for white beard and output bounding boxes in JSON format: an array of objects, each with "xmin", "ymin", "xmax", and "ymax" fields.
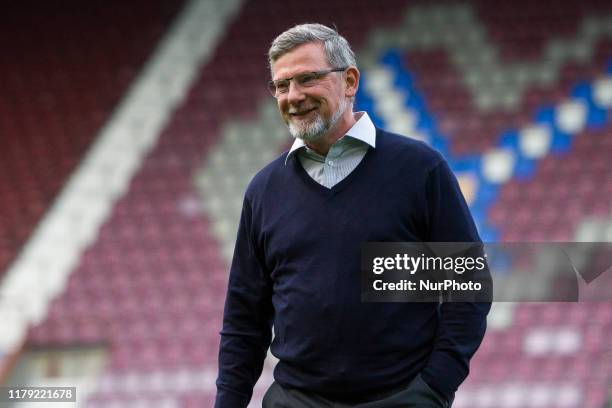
[{"xmin": 288, "ymin": 98, "xmax": 348, "ymax": 142}]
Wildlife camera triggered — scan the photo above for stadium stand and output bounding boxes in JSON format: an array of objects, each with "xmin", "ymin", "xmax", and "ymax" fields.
[
  {"xmin": 0, "ymin": 0, "xmax": 610, "ymax": 407},
  {"xmin": 0, "ymin": 0, "xmax": 185, "ymax": 276}
]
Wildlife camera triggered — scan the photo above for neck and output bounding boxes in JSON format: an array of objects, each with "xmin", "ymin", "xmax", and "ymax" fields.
[{"xmin": 305, "ymin": 110, "xmax": 356, "ymax": 156}]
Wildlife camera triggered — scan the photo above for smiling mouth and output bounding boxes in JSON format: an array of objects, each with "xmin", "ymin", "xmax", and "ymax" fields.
[{"xmin": 289, "ymin": 107, "xmax": 317, "ymax": 117}]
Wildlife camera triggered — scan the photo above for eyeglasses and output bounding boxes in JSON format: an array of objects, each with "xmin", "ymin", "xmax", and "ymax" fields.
[{"xmin": 268, "ymin": 67, "xmax": 348, "ymax": 97}]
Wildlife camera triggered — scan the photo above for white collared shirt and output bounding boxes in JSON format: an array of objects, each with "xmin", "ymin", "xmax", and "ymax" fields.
[{"xmin": 285, "ymin": 112, "xmax": 376, "ymax": 189}]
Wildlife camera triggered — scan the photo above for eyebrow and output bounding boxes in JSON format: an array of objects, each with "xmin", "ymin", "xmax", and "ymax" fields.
[
  {"xmin": 273, "ymin": 67, "xmax": 346, "ymax": 82},
  {"xmin": 273, "ymin": 70, "xmax": 323, "ymax": 82}
]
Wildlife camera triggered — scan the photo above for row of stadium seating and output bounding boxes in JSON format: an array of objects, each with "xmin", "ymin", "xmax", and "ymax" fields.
[
  {"xmin": 0, "ymin": 0, "xmax": 185, "ymax": 275},
  {"xmin": 0, "ymin": 0, "xmax": 609, "ymax": 406}
]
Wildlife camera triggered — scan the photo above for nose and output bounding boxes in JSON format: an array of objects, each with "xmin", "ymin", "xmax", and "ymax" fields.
[{"xmin": 286, "ymin": 80, "xmax": 306, "ymax": 105}]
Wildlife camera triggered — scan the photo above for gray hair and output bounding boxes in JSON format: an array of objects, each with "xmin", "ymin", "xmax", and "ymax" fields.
[{"xmin": 268, "ymin": 23, "xmax": 357, "ymax": 70}]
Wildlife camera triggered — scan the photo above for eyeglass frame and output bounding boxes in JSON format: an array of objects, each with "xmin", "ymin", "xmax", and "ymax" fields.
[{"xmin": 267, "ymin": 67, "xmax": 348, "ymax": 98}]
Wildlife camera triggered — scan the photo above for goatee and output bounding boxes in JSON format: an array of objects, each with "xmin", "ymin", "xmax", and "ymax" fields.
[{"xmin": 287, "ymin": 98, "xmax": 347, "ymax": 142}]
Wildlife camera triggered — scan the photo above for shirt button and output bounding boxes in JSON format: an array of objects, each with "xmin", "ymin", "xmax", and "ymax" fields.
[{"xmin": 328, "ymin": 160, "xmax": 334, "ymax": 166}]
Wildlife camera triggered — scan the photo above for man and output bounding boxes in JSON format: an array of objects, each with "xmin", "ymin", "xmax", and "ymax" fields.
[{"xmin": 215, "ymin": 23, "xmax": 490, "ymax": 407}]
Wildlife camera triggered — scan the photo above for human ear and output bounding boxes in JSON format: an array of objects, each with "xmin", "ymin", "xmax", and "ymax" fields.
[{"xmin": 344, "ymin": 67, "xmax": 360, "ymax": 98}]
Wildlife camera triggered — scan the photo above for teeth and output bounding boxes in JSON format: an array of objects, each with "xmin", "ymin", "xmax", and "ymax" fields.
[{"xmin": 291, "ymin": 108, "xmax": 314, "ymax": 115}]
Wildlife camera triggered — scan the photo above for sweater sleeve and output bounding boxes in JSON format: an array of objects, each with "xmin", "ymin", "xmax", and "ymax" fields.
[
  {"xmin": 420, "ymin": 160, "xmax": 491, "ymax": 402},
  {"xmin": 215, "ymin": 195, "xmax": 274, "ymax": 408}
]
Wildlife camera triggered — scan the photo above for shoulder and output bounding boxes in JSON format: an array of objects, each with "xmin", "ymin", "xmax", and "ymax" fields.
[{"xmin": 375, "ymin": 128, "xmax": 445, "ymax": 173}]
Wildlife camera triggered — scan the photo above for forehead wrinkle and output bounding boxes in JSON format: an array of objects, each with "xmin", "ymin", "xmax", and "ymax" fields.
[
  {"xmin": 273, "ymin": 66, "xmax": 329, "ymax": 82},
  {"xmin": 271, "ymin": 42, "xmax": 329, "ymax": 80}
]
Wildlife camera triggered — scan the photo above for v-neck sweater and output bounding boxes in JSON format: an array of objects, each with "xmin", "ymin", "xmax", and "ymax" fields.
[{"xmin": 216, "ymin": 128, "xmax": 490, "ymax": 407}]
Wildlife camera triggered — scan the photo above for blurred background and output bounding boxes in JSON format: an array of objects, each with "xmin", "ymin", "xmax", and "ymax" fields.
[{"xmin": 0, "ymin": 0, "xmax": 611, "ymax": 406}]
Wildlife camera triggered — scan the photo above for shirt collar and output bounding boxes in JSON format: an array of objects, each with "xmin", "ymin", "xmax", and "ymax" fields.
[{"xmin": 285, "ymin": 111, "xmax": 376, "ymax": 164}]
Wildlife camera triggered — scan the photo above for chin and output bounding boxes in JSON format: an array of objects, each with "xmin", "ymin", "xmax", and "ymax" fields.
[{"xmin": 288, "ymin": 117, "xmax": 327, "ymax": 142}]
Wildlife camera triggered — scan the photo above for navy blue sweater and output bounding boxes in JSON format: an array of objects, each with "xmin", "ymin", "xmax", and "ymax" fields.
[{"xmin": 216, "ymin": 129, "xmax": 490, "ymax": 406}]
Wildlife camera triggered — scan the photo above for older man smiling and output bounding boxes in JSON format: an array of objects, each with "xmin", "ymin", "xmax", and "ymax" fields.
[{"xmin": 215, "ymin": 23, "xmax": 489, "ymax": 408}]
